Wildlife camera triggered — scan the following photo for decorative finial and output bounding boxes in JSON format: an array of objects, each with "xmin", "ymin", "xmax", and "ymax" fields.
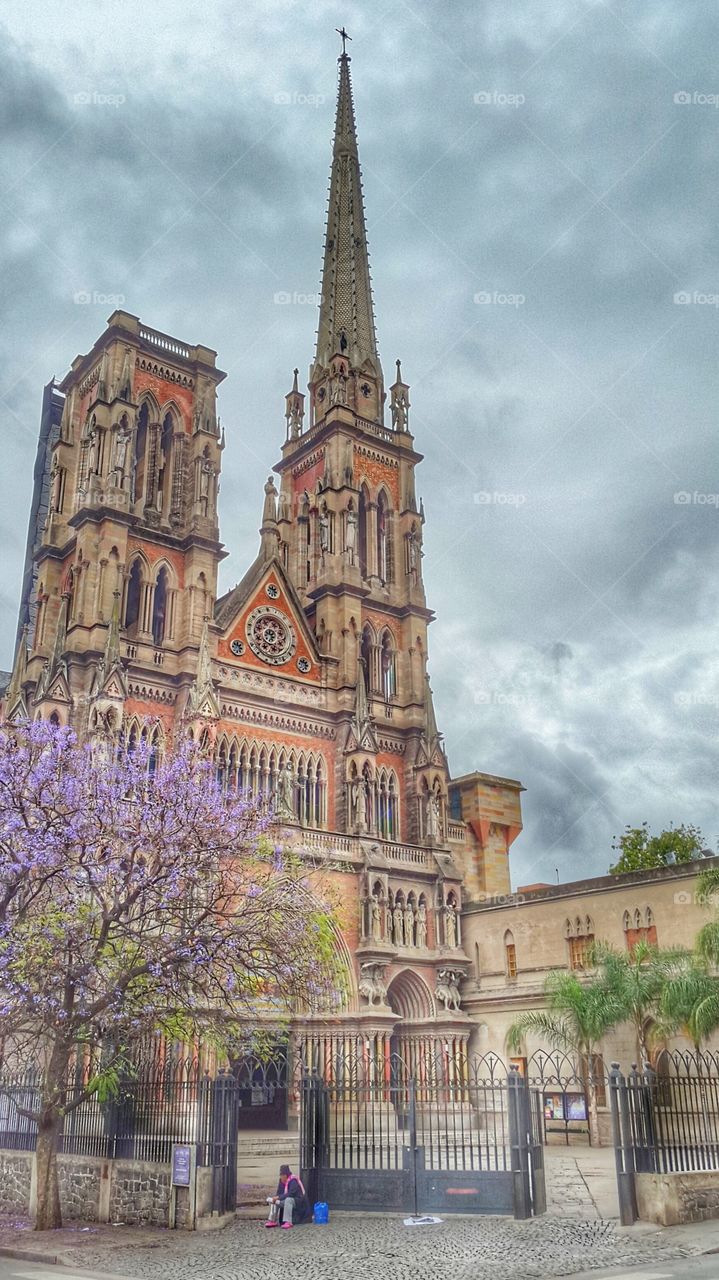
[
  {"xmin": 396, "ymin": 358, "xmax": 402, "ymax": 379},
  {"xmin": 336, "ymin": 26, "xmax": 352, "ymax": 56}
]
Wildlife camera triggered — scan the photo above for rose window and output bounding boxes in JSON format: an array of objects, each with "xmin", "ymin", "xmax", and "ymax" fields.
[{"xmin": 245, "ymin": 606, "xmax": 297, "ymax": 666}]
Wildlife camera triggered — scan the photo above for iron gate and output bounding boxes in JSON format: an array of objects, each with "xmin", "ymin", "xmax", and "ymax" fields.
[{"xmin": 300, "ymin": 1054, "xmax": 545, "ymax": 1218}]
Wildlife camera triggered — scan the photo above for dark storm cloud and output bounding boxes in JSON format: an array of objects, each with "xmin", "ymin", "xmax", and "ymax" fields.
[{"xmin": 1, "ymin": 0, "xmax": 718, "ymax": 883}]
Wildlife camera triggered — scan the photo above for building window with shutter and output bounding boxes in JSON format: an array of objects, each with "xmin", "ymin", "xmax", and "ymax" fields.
[{"xmin": 504, "ymin": 930, "xmax": 517, "ymax": 980}]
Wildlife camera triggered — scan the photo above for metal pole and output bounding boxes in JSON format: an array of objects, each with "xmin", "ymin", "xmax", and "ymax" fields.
[
  {"xmin": 507, "ymin": 1065, "xmax": 532, "ymax": 1219},
  {"xmin": 609, "ymin": 1062, "xmax": 637, "ymax": 1225},
  {"xmin": 409, "ymin": 1076, "xmax": 418, "ymax": 1218}
]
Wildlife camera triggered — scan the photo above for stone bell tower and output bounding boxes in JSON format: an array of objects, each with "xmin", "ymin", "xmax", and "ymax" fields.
[
  {"xmin": 13, "ymin": 311, "xmax": 227, "ymax": 738},
  {"xmin": 274, "ymin": 46, "xmax": 444, "ymax": 849}
]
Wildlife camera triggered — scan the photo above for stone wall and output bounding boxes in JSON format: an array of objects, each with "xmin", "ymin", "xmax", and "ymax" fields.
[
  {"xmin": 0, "ymin": 1148, "xmax": 195, "ymax": 1228},
  {"xmin": 636, "ymin": 1171, "xmax": 719, "ymax": 1225},
  {"xmin": 109, "ymin": 1161, "xmax": 172, "ymax": 1226},
  {"xmin": 0, "ymin": 1150, "xmax": 32, "ymax": 1214},
  {"xmin": 57, "ymin": 1155, "xmax": 103, "ymax": 1222}
]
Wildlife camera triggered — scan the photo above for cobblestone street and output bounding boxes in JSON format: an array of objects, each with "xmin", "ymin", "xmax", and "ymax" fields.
[{"xmin": 55, "ymin": 1214, "xmax": 694, "ymax": 1280}]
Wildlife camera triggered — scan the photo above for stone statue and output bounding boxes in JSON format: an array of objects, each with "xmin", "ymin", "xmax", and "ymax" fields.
[
  {"xmin": 199, "ymin": 458, "xmax": 213, "ymax": 516},
  {"xmin": 404, "ymin": 902, "xmax": 415, "ymax": 947},
  {"xmin": 356, "ymin": 779, "xmax": 368, "ymax": 833},
  {"xmin": 49, "ymin": 456, "xmax": 62, "ymax": 513},
  {"xmin": 371, "ymin": 894, "xmax": 383, "ymax": 942},
  {"xmin": 319, "ymin": 508, "xmax": 330, "ymax": 555},
  {"xmin": 393, "ymin": 903, "xmax": 404, "ymax": 947},
  {"xmin": 345, "ymin": 506, "xmax": 358, "ymax": 563},
  {"xmin": 417, "ymin": 902, "xmax": 427, "ymax": 949},
  {"xmin": 112, "ymin": 421, "xmax": 132, "ymax": 484},
  {"xmin": 435, "ymin": 968, "xmax": 461, "ymax": 1013},
  {"xmin": 276, "ymin": 762, "xmax": 296, "ymax": 820},
  {"xmin": 426, "ymin": 791, "xmax": 440, "ymax": 839},
  {"xmin": 391, "ymin": 388, "xmax": 409, "ymax": 432},
  {"xmin": 358, "ymin": 962, "xmax": 387, "ymax": 1007},
  {"xmin": 407, "ymin": 527, "xmax": 419, "ymax": 580},
  {"xmin": 85, "ymin": 427, "xmax": 99, "ymax": 480},
  {"xmin": 445, "ymin": 903, "xmax": 457, "ymax": 949}
]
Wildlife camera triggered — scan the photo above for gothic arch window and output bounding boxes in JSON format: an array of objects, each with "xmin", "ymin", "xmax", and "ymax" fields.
[
  {"xmin": 152, "ymin": 566, "xmax": 169, "ymax": 646},
  {"xmin": 49, "ymin": 711, "xmax": 60, "ymax": 727},
  {"xmin": 314, "ymin": 756, "xmax": 327, "ymax": 829},
  {"xmin": 504, "ymin": 929, "xmax": 517, "ymax": 980},
  {"xmin": 623, "ymin": 904, "xmax": 658, "ymax": 950},
  {"xmin": 238, "ymin": 742, "xmax": 250, "ymax": 793},
  {"xmin": 125, "ymin": 719, "xmax": 140, "ymax": 754},
  {"xmin": 381, "ymin": 629, "xmax": 396, "ymax": 701},
  {"xmin": 358, "ymin": 484, "xmax": 369, "ymax": 578},
  {"xmin": 228, "ymin": 739, "xmax": 240, "ymax": 792},
  {"xmin": 377, "ymin": 489, "xmax": 393, "ymax": 584},
  {"xmin": 148, "ymin": 725, "xmax": 163, "ymax": 777},
  {"xmin": 215, "ymin": 738, "xmax": 229, "ymax": 792},
  {"xmin": 387, "ymin": 770, "xmax": 398, "ymax": 840},
  {"xmin": 360, "ymin": 623, "xmax": 375, "ymax": 693},
  {"xmin": 157, "ymin": 410, "xmax": 175, "ymax": 515},
  {"xmin": 124, "ymin": 558, "xmax": 144, "ymax": 637},
  {"xmin": 133, "ymin": 401, "xmax": 150, "ymax": 505}
]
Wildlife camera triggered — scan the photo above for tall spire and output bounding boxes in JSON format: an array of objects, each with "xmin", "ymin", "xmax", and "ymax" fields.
[{"xmin": 315, "ymin": 46, "xmax": 380, "ymax": 378}]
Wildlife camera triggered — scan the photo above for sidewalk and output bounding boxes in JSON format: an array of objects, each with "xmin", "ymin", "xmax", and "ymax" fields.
[{"xmin": 544, "ymin": 1144, "xmax": 619, "ymax": 1220}]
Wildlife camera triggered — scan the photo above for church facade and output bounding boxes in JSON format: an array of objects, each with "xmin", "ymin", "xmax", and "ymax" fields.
[{"xmin": 4, "ymin": 50, "xmax": 524, "ymax": 1078}]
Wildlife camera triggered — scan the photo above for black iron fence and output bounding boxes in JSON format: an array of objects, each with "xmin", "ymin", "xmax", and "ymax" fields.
[
  {"xmin": 610, "ymin": 1049, "xmax": 719, "ymax": 1225},
  {"xmin": 0, "ymin": 1057, "xmax": 222, "ymax": 1165},
  {"xmin": 300, "ymin": 1051, "xmax": 546, "ymax": 1218}
]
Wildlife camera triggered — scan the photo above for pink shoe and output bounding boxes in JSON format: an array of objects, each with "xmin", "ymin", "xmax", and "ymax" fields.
[
  {"xmin": 281, "ymin": 1221, "xmax": 293, "ymax": 1229},
  {"xmin": 265, "ymin": 1220, "xmax": 278, "ymax": 1228}
]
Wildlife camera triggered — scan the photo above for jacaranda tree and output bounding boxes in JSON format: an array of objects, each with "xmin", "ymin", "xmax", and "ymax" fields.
[{"xmin": 0, "ymin": 719, "xmax": 337, "ymax": 1230}]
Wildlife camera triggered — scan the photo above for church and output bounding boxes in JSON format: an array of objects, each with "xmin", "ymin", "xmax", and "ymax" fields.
[{"xmin": 3, "ymin": 46, "xmax": 524, "ymax": 1081}]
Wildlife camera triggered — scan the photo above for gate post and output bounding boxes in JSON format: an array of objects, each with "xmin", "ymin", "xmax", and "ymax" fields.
[
  {"xmin": 300, "ymin": 1074, "xmax": 324, "ymax": 1209},
  {"xmin": 609, "ymin": 1062, "xmax": 637, "ymax": 1225},
  {"xmin": 408, "ymin": 1076, "xmax": 418, "ymax": 1219},
  {"xmin": 507, "ymin": 1065, "xmax": 532, "ymax": 1220}
]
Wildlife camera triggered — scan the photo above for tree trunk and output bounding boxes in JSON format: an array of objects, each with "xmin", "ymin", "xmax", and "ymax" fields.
[
  {"xmin": 34, "ymin": 1041, "xmax": 70, "ymax": 1230},
  {"xmin": 587, "ymin": 1078, "xmax": 600, "ymax": 1147},
  {"xmin": 34, "ymin": 1108, "xmax": 63, "ymax": 1230}
]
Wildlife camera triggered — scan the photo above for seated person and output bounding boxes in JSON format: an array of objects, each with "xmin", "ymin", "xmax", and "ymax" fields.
[{"xmin": 265, "ymin": 1164, "xmax": 311, "ymax": 1228}]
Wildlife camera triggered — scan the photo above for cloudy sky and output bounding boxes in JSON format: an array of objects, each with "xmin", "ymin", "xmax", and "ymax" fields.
[{"xmin": 1, "ymin": 0, "xmax": 718, "ymax": 886}]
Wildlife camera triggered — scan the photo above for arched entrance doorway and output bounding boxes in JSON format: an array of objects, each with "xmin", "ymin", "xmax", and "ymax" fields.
[{"xmin": 387, "ymin": 969, "xmax": 437, "ymax": 1086}]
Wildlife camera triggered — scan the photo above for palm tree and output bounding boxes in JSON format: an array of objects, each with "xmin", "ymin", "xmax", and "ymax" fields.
[
  {"xmin": 590, "ymin": 939, "xmax": 690, "ymax": 1065},
  {"xmin": 658, "ymin": 963, "xmax": 719, "ymax": 1052},
  {"xmin": 506, "ymin": 970, "xmax": 626, "ymax": 1145}
]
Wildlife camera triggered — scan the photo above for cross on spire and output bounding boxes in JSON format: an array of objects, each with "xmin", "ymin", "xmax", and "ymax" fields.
[{"xmin": 336, "ymin": 26, "xmax": 351, "ymax": 56}]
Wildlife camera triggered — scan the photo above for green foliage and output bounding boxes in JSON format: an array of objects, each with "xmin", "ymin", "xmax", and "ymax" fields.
[
  {"xmin": 609, "ymin": 822, "xmax": 707, "ymax": 875},
  {"xmin": 658, "ymin": 962, "xmax": 719, "ymax": 1050},
  {"xmin": 506, "ymin": 970, "xmax": 626, "ymax": 1059}
]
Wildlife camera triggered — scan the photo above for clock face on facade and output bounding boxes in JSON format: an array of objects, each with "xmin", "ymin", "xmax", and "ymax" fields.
[{"xmin": 245, "ymin": 605, "xmax": 297, "ymax": 666}]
